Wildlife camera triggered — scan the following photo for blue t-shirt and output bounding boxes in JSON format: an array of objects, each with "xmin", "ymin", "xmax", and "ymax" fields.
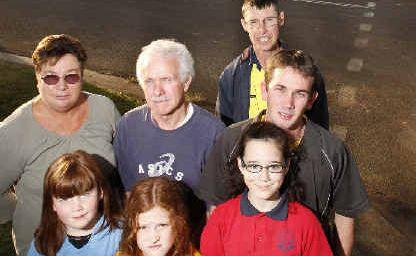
[
  {"xmin": 27, "ymin": 216, "xmax": 122, "ymax": 256},
  {"xmin": 114, "ymin": 104, "xmax": 225, "ymax": 191}
]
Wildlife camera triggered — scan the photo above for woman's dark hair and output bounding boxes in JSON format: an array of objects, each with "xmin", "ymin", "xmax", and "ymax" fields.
[
  {"xmin": 34, "ymin": 150, "xmax": 121, "ymax": 256},
  {"xmin": 32, "ymin": 34, "xmax": 87, "ymax": 72},
  {"xmin": 118, "ymin": 177, "xmax": 196, "ymax": 256},
  {"xmin": 226, "ymin": 121, "xmax": 303, "ymax": 201}
]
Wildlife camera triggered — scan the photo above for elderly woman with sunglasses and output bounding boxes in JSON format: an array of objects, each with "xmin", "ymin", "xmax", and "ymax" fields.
[{"xmin": 0, "ymin": 34, "xmax": 120, "ymax": 255}]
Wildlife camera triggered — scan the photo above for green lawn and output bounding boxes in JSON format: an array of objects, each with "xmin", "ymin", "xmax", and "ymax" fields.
[{"xmin": 0, "ymin": 60, "xmax": 139, "ymax": 255}]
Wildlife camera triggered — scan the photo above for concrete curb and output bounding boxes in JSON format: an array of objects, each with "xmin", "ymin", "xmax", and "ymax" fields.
[{"xmin": 0, "ymin": 51, "xmax": 144, "ymax": 100}]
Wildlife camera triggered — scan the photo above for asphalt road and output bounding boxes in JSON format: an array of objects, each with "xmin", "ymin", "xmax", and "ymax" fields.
[{"xmin": 1, "ymin": 0, "xmax": 415, "ymax": 255}]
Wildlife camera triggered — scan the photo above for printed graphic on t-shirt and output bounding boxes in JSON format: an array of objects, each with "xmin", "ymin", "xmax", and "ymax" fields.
[
  {"xmin": 137, "ymin": 153, "xmax": 184, "ymax": 181},
  {"xmin": 276, "ymin": 230, "xmax": 296, "ymax": 253}
]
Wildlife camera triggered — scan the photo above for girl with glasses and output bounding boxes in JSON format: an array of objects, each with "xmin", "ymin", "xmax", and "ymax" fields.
[
  {"xmin": 27, "ymin": 150, "xmax": 122, "ymax": 256},
  {"xmin": 201, "ymin": 121, "xmax": 332, "ymax": 255}
]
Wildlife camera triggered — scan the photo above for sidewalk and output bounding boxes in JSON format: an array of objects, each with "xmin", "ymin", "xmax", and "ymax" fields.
[{"xmin": 0, "ymin": 51, "xmax": 145, "ymax": 102}]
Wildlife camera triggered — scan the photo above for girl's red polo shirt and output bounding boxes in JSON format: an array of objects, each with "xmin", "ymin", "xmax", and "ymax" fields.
[{"xmin": 201, "ymin": 192, "xmax": 333, "ymax": 256}]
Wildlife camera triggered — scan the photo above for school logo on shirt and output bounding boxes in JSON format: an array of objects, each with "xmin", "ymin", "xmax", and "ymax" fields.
[
  {"xmin": 276, "ymin": 230, "xmax": 296, "ymax": 253},
  {"xmin": 137, "ymin": 153, "xmax": 184, "ymax": 181}
]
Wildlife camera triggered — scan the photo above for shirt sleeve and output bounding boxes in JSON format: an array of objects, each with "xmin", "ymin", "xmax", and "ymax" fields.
[
  {"xmin": 332, "ymin": 142, "xmax": 369, "ymax": 217},
  {"xmin": 196, "ymin": 129, "xmax": 233, "ymax": 205},
  {"xmin": 113, "ymin": 103, "xmax": 121, "ymax": 131},
  {"xmin": 113, "ymin": 118, "xmax": 132, "ymax": 191},
  {"xmin": 200, "ymin": 208, "xmax": 226, "ymax": 256},
  {"xmin": 0, "ymin": 124, "xmax": 25, "ymax": 194},
  {"xmin": 202, "ymin": 121, "xmax": 226, "ymax": 168},
  {"xmin": 216, "ymin": 66, "xmax": 236, "ymax": 126}
]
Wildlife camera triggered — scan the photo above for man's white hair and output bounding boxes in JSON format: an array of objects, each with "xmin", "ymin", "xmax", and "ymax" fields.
[{"xmin": 136, "ymin": 39, "xmax": 195, "ymax": 85}]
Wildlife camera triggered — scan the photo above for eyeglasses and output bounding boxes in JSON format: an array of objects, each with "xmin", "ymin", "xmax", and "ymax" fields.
[
  {"xmin": 241, "ymin": 159, "xmax": 286, "ymax": 174},
  {"xmin": 41, "ymin": 74, "xmax": 81, "ymax": 85},
  {"xmin": 244, "ymin": 17, "xmax": 279, "ymax": 30}
]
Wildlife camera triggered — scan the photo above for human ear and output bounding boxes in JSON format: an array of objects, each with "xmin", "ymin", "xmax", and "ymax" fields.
[
  {"xmin": 237, "ymin": 157, "xmax": 244, "ymax": 172},
  {"xmin": 183, "ymin": 76, "xmax": 192, "ymax": 93},
  {"xmin": 99, "ymin": 188, "xmax": 104, "ymax": 200},
  {"xmin": 278, "ymin": 11, "xmax": 285, "ymax": 27},
  {"xmin": 35, "ymin": 72, "xmax": 42, "ymax": 90},
  {"xmin": 52, "ymin": 198, "xmax": 57, "ymax": 212},
  {"xmin": 284, "ymin": 159, "xmax": 291, "ymax": 174},
  {"xmin": 306, "ymin": 91, "xmax": 318, "ymax": 110},
  {"xmin": 241, "ymin": 18, "xmax": 248, "ymax": 32}
]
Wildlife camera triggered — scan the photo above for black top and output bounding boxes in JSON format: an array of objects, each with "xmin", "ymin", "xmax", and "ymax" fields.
[{"xmin": 67, "ymin": 233, "xmax": 92, "ymax": 249}]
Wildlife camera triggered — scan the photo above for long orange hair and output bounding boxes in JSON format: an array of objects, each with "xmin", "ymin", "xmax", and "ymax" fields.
[{"xmin": 118, "ymin": 177, "xmax": 196, "ymax": 256}]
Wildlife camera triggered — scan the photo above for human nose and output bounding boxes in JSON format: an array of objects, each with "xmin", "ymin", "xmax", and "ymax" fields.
[
  {"xmin": 282, "ymin": 92, "xmax": 295, "ymax": 109},
  {"xmin": 152, "ymin": 80, "xmax": 163, "ymax": 96},
  {"xmin": 258, "ymin": 20, "xmax": 267, "ymax": 33},
  {"xmin": 149, "ymin": 228, "xmax": 160, "ymax": 243},
  {"xmin": 55, "ymin": 77, "xmax": 69, "ymax": 91},
  {"xmin": 70, "ymin": 197, "xmax": 83, "ymax": 211},
  {"xmin": 259, "ymin": 167, "xmax": 271, "ymax": 181}
]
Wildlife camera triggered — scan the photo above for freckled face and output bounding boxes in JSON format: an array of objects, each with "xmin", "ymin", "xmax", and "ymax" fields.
[{"xmin": 137, "ymin": 206, "xmax": 175, "ymax": 256}]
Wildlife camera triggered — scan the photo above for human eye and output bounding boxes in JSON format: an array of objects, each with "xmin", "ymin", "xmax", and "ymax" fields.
[
  {"xmin": 138, "ymin": 225, "xmax": 148, "ymax": 230},
  {"xmin": 271, "ymin": 85, "xmax": 285, "ymax": 93},
  {"xmin": 247, "ymin": 19, "xmax": 259, "ymax": 27},
  {"xmin": 268, "ymin": 163, "xmax": 284, "ymax": 173},
  {"xmin": 157, "ymin": 223, "xmax": 170, "ymax": 229},
  {"xmin": 247, "ymin": 163, "xmax": 262, "ymax": 173},
  {"xmin": 160, "ymin": 77, "xmax": 172, "ymax": 84},
  {"xmin": 295, "ymin": 91, "xmax": 309, "ymax": 99},
  {"xmin": 79, "ymin": 192, "xmax": 91, "ymax": 199},
  {"xmin": 265, "ymin": 17, "xmax": 278, "ymax": 26},
  {"xmin": 144, "ymin": 79, "xmax": 154, "ymax": 87}
]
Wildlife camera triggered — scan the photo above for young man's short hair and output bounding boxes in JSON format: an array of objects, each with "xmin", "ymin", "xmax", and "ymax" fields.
[{"xmin": 265, "ymin": 49, "xmax": 318, "ymax": 93}]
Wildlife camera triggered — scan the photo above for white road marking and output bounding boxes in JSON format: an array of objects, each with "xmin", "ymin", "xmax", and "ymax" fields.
[
  {"xmin": 363, "ymin": 11, "xmax": 375, "ymax": 17},
  {"xmin": 359, "ymin": 23, "xmax": 373, "ymax": 32},
  {"xmin": 347, "ymin": 58, "xmax": 364, "ymax": 72},
  {"xmin": 354, "ymin": 37, "xmax": 369, "ymax": 48},
  {"xmin": 291, "ymin": 0, "xmax": 375, "ymax": 9}
]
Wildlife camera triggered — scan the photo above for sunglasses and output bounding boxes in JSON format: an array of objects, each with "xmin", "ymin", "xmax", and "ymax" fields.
[{"xmin": 41, "ymin": 74, "xmax": 81, "ymax": 85}]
